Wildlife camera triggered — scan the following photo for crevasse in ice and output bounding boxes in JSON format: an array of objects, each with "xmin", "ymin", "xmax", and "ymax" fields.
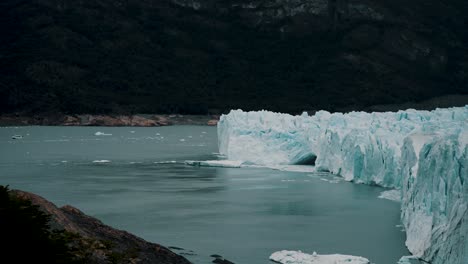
[{"xmin": 217, "ymin": 106, "xmax": 468, "ymax": 264}]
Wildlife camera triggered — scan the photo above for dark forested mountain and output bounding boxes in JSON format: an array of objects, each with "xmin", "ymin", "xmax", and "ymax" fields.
[{"xmin": 1, "ymin": 0, "xmax": 467, "ymax": 114}]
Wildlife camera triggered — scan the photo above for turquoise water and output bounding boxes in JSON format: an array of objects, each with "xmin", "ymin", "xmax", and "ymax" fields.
[{"xmin": 0, "ymin": 126, "xmax": 409, "ymax": 263}]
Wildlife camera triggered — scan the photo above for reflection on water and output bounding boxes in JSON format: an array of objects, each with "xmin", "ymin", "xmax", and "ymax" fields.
[{"xmin": 0, "ymin": 126, "xmax": 409, "ymax": 264}]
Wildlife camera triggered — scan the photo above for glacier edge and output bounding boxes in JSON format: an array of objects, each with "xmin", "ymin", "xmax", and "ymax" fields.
[{"xmin": 217, "ymin": 106, "xmax": 468, "ymax": 264}]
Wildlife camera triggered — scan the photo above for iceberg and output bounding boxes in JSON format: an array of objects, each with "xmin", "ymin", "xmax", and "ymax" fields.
[
  {"xmin": 269, "ymin": 250, "xmax": 369, "ymax": 264},
  {"xmin": 218, "ymin": 106, "xmax": 468, "ymax": 264}
]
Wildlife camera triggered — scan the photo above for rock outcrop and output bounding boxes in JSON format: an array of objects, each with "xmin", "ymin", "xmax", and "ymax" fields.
[
  {"xmin": 12, "ymin": 190, "xmax": 191, "ymax": 264},
  {"xmin": 0, "ymin": 114, "xmax": 219, "ymax": 126}
]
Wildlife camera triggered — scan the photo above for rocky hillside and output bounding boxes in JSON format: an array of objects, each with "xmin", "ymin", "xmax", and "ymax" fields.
[
  {"xmin": 1, "ymin": 0, "xmax": 467, "ymax": 114},
  {"xmin": 1, "ymin": 186, "xmax": 191, "ymax": 264}
]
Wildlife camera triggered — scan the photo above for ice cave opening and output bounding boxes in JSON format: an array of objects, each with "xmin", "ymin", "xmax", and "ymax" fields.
[{"xmin": 294, "ymin": 154, "xmax": 317, "ymax": 165}]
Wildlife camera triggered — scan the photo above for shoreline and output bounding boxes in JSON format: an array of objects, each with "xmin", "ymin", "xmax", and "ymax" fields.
[
  {"xmin": 0, "ymin": 114, "xmax": 219, "ymax": 127},
  {"xmin": 5, "ymin": 187, "xmax": 192, "ymax": 264},
  {"xmin": 1, "ymin": 94, "xmax": 466, "ymax": 127}
]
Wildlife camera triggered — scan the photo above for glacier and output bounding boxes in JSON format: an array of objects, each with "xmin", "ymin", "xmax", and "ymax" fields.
[{"xmin": 218, "ymin": 106, "xmax": 468, "ymax": 264}]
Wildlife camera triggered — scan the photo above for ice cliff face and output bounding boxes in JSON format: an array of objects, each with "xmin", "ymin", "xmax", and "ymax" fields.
[
  {"xmin": 217, "ymin": 106, "xmax": 468, "ymax": 264},
  {"xmin": 401, "ymin": 133, "xmax": 467, "ymax": 263}
]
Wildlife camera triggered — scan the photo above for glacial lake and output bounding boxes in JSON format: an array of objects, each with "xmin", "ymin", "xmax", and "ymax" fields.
[{"xmin": 0, "ymin": 126, "xmax": 410, "ymax": 264}]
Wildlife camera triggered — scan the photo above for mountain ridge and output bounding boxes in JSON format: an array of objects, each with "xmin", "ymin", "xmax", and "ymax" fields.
[{"xmin": 1, "ymin": 0, "xmax": 467, "ymax": 114}]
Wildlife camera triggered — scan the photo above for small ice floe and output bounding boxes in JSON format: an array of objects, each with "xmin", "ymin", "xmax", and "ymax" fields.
[
  {"xmin": 269, "ymin": 250, "xmax": 370, "ymax": 264},
  {"xmin": 185, "ymin": 160, "xmax": 244, "ymax": 168},
  {"xmin": 320, "ymin": 178, "xmax": 341, "ymax": 184},
  {"xmin": 395, "ymin": 224, "xmax": 406, "ymax": 232},
  {"xmin": 156, "ymin": 133, "xmax": 161, "ymax": 136},
  {"xmin": 202, "ymin": 131, "xmax": 207, "ymax": 134},
  {"xmin": 212, "ymin": 152, "xmax": 226, "ymax": 158},
  {"xmin": 11, "ymin": 135, "xmax": 23, "ymax": 140},
  {"xmin": 154, "ymin": 161, "xmax": 177, "ymax": 164},
  {"xmin": 95, "ymin": 132, "xmax": 112, "ymax": 136},
  {"xmin": 281, "ymin": 179, "xmax": 296, "ymax": 182},
  {"xmin": 397, "ymin": 255, "xmax": 419, "ymax": 264},
  {"xmin": 378, "ymin": 189, "xmax": 401, "ymax": 202},
  {"xmin": 179, "ymin": 139, "xmax": 186, "ymax": 142},
  {"xmin": 267, "ymin": 165, "xmax": 316, "ymax": 173},
  {"xmin": 92, "ymin": 160, "xmax": 111, "ymax": 163},
  {"xmin": 61, "ymin": 161, "xmax": 68, "ymax": 163},
  {"xmin": 188, "ymin": 135, "xmax": 193, "ymax": 138},
  {"xmin": 129, "ymin": 161, "xmax": 143, "ymax": 164},
  {"xmin": 130, "ymin": 131, "xmax": 135, "ymax": 133}
]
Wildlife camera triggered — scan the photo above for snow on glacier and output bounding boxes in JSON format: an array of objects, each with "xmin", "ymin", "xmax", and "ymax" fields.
[
  {"xmin": 218, "ymin": 106, "xmax": 468, "ymax": 264},
  {"xmin": 269, "ymin": 250, "xmax": 370, "ymax": 264}
]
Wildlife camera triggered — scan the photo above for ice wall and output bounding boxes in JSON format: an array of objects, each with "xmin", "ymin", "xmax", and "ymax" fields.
[
  {"xmin": 400, "ymin": 133, "xmax": 467, "ymax": 263},
  {"xmin": 217, "ymin": 106, "xmax": 468, "ymax": 264},
  {"xmin": 218, "ymin": 110, "xmax": 318, "ymax": 165}
]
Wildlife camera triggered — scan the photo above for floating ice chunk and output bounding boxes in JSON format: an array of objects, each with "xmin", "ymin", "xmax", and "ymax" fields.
[
  {"xmin": 319, "ymin": 178, "xmax": 340, "ymax": 184},
  {"xmin": 397, "ymin": 255, "xmax": 419, "ymax": 264},
  {"xmin": 154, "ymin": 161, "xmax": 177, "ymax": 164},
  {"xmin": 95, "ymin": 132, "xmax": 112, "ymax": 136},
  {"xmin": 179, "ymin": 139, "xmax": 185, "ymax": 142},
  {"xmin": 92, "ymin": 160, "xmax": 111, "ymax": 163},
  {"xmin": 130, "ymin": 131, "xmax": 135, "ymax": 133},
  {"xmin": 185, "ymin": 160, "xmax": 244, "ymax": 168},
  {"xmin": 269, "ymin": 250, "xmax": 370, "ymax": 264},
  {"xmin": 212, "ymin": 152, "xmax": 226, "ymax": 158},
  {"xmin": 378, "ymin": 189, "xmax": 401, "ymax": 202},
  {"xmin": 264, "ymin": 165, "xmax": 316, "ymax": 173}
]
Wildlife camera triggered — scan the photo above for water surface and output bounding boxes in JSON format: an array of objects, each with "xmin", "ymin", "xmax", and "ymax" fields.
[{"xmin": 0, "ymin": 126, "xmax": 409, "ymax": 263}]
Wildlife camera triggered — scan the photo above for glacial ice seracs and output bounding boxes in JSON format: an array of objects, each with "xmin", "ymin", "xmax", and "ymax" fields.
[{"xmin": 218, "ymin": 106, "xmax": 468, "ymax": 264}]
